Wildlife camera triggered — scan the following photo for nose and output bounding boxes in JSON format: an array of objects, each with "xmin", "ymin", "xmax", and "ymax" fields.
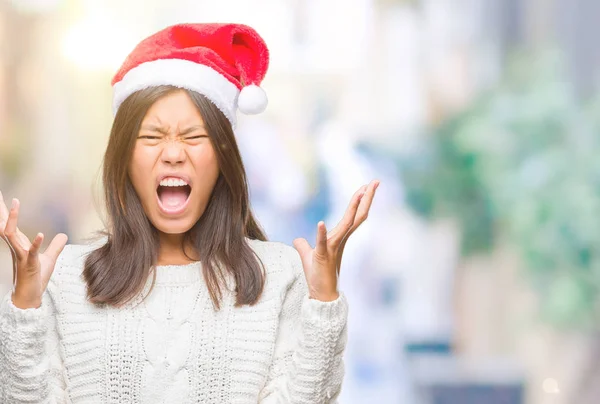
[{"xmin": 160, "ymin": 139, "xmax": 186, "ymax": 165}]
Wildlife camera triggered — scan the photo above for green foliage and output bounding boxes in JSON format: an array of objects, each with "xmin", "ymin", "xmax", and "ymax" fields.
[{"xmin": 401, "ymin": 51, "xmax": 600, "ymax": 329}]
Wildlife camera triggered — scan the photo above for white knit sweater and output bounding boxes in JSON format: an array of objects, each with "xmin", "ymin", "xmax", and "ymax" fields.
[{"xmin": 0, "ymin": 238, "xmax": 348, "ymax": 403}]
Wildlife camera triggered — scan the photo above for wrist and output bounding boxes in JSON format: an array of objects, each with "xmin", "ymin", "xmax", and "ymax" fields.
[
  {"xmin": 11, "ymin": 290, "xmax": 42, "ymax": 309},
  {"xmin": 309, "ymin": 291, "xmax": 340, "ymax": 302}
]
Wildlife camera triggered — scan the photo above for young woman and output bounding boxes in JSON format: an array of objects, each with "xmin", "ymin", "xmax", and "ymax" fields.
[{"xmin": 0, "ymin": 23, "xmax": 378, "ymax": 403}]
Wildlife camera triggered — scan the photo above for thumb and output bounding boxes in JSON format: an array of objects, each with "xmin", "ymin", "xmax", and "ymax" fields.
[
  {"xmin": 45, "ymin": 233, "xmax": 68, "ymax": 262},
  {"xmin": 292, "ymin": 238, "xmax": 312, "ymax": 271},
  {"xmin": 40, "ymin": 233, "xmax": 68, "ymax": 290}
]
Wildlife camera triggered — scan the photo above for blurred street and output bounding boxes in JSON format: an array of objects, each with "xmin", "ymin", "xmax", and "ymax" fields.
[{"xmin": 2, "ymin": 0, "xmax": 600, "ymax": 403}]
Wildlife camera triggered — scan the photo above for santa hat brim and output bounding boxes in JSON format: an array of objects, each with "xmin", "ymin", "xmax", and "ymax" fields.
[{"xmin": 112, "ymin": 58, "xmax": 240, "ymax": 127}]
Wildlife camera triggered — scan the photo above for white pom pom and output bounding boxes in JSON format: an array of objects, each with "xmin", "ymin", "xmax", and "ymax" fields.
[{"xmin": 237, "ymin": 84, "xmax": 268, "ymax": 114}]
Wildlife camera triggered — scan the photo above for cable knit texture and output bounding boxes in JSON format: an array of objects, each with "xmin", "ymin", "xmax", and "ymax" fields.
[{"xmin": 0, "ymin": 238, "xmax": 348, "ymax": 403}]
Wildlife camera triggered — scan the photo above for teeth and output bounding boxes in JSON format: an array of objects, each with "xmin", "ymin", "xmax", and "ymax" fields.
[{"xmin": 159, "ymin": 178, "xmax": 188, "ymax": 187}]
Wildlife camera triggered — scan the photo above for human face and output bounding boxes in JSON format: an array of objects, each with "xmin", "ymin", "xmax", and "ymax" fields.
[{"xmin": 128, "ymin": 90, "xmax": 220, "ymax": 235}]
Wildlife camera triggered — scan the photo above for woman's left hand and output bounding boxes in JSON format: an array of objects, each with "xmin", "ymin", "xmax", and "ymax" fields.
[{"xmin": 293, "ymin": 180, "xmax": 380, "ymax": 302}]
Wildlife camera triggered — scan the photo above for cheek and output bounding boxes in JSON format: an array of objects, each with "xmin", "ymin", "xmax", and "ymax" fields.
[
  {"xmin": 129, "ymin": 148, "xmax": 155, "ymax": 193},
  {"xmin": 192, "ymin": 147, "xmax": 220, "ymax": 180}
]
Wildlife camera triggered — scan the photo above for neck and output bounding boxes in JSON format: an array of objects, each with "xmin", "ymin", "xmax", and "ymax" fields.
[{"xmin": 157, "ymin": 232, "xmax": 199, "ymax": 265}]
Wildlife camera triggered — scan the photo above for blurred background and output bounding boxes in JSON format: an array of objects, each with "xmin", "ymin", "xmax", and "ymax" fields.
[{"xmin": 1, "ymin": 0, "xmax": 600, "ymax": 403}]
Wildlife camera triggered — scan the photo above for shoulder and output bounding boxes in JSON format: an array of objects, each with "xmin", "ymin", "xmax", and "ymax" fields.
[
  {"xmin": 245, "ymin": 238, "xmax": 303, "ymax": 283},
  {"xmin": 45, "ymin": 236, "xmax": 107, "ymax": 310},
  {"xmin": 51, "ymin": 236, "xmax": 108, "ymax": 283}
]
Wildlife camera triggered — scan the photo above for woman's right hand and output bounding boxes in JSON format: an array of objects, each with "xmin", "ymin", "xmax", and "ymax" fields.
[{"xmin": 0, "ymin": 191, "xmax": 68, "ymax": 309}]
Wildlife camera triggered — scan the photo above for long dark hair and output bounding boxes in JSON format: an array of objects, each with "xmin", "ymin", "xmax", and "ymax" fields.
[{"xmin": 83, "ymin": 85, "xmax": 267, "ymax": 310}]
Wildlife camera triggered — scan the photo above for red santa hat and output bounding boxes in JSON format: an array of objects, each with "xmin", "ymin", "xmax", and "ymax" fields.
[{"xmin": 111, "ymin": 23, "xmax": 270, "ymax": 128}]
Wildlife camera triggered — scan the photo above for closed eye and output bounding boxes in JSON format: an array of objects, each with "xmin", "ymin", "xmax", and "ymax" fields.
[{"xmin": 137, "ymin": 135, "xmax": 208, "ymax": 141}]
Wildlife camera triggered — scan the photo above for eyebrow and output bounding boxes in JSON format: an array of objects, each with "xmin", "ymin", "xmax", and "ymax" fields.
[{"xmin": 139, "ymin": 124, "xmax": 205, "ymax": 135}]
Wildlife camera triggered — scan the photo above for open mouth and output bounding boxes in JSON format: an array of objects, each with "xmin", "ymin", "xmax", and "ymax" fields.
[{"xmin": 156, "ymin": 182, "xmax": 192, "ymax": 214}]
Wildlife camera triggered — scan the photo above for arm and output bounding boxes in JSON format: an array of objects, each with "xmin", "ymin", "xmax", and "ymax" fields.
[
  {"xmin": 0, "ymin": 287, "xmax": 67, "ymax": 404},
  {"xmin": 260, "ymin": 180, "xmax": 378, "ymax": 403},
  {"xmin": 259, "ymin": 249, "xmax": 349, "ymax": 404},
  {"xmin": 0, "ymin": 194, "xmax": 69, "ymax": 403}
]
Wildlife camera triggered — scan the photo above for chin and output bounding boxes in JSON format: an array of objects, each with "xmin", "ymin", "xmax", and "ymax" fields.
[{"xmin": 151, "ymin": 214, "xmax": 199, "ymax": 235}]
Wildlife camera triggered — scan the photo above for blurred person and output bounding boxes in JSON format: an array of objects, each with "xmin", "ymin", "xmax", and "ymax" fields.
[{"xmin": 0, "ymin": 23, "xmax": 379, "ymax": 403}]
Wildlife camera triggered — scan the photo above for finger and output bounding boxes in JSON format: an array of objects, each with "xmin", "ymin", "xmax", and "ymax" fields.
[
  {"xmin": 26, "ymin": 233, "xmax": 44, "ymax": 265},
  {"xmin": 4, "ymin": 234, "xmax": 18, "ymax": 287},
  {"xmin": 44, "ymin": 233, "xmax": 68, "ymax": 262},
  {"xmin": 17, "ymin": 229, "xmax": 32, "ymax": 250},
  {"xmin": 0, "ymin": 192, "xmax": 17, "ymax": 283},
  {"xmin": 4, "ymin": 199, "xmax": 27, "ymax": 260},
  {"xmin": 335, "ymin": 244, "xmax": 344, "ymax": 275},
  {"xmin": 334, "ymin": 181, "xmax": 376, "ymax": 274},
  {"xmin": 316, "ymin": 221, "xmax": 328, "ymax": 256},
  {"xmin": 346, "ymin": 180, "xmax": 380, "ymax": 237},
  {"xmin": 0, "ymin": 192, "xmax": 31, "ymax": 249},
  {"xmin": 328, "ymin": 185, "xmax": 367, "ymax": 245}
]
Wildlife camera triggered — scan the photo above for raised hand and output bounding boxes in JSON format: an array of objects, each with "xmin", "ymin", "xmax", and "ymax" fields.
[
  {"xmin": 0, "ymin": 191, "xmax": 68, "ymax": 309},
  {"xmin": 293, "ymin": 180, "xmax": 379, "ymax": 302}
]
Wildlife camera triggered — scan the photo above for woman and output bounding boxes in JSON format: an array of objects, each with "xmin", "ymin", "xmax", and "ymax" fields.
[{"xmin": 0, "ymin": 23, "xmax": 378, "ymax": 403}]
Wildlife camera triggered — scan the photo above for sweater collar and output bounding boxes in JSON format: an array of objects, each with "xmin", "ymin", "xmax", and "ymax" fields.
[{"xmin": 152, "ymin": 261, "xmax": 202, "ymax": 285}]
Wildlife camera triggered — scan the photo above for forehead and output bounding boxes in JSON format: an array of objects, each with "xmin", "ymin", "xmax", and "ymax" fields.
[{"xmin": 142, "ymin": 90, "xmax": 204, "ymax": 125}]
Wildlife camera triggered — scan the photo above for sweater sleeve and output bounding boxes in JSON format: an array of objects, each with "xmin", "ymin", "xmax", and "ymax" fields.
[
  {"xmin": 259, "ymin": 247, "xmax": 349, "ymax": 404},
  {"xmin": 0, "ymin": 286, "xmax": 68, "ymax": 404}
]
